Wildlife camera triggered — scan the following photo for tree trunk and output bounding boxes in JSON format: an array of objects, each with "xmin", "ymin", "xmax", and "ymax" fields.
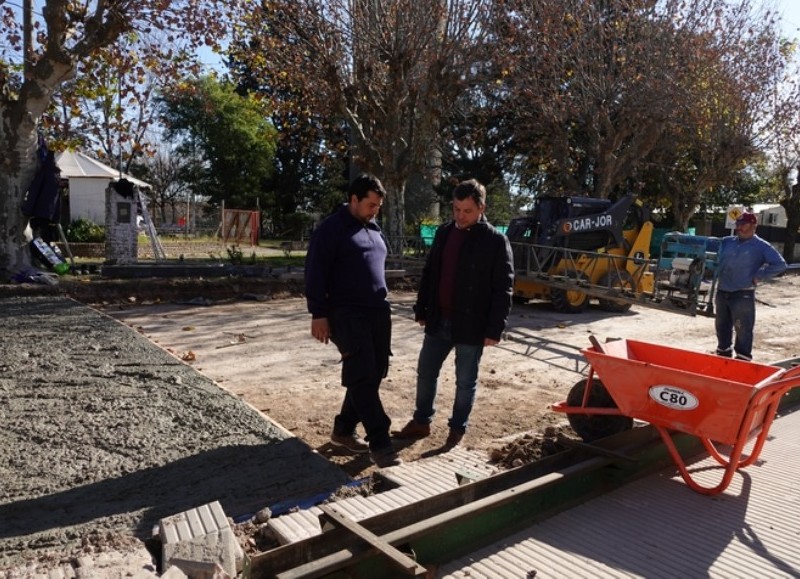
[
  {"xmin": 677, "ymin": 206, "xmax": 697, "ymax": 233},
  {"xmin": 668, "ymin": 186, "xmax": 698, "ymax": 233},
  {"xmin": 424, "ymin": 145, "xmax": 442, "ymax": 220},
  {"xmin": 382, "ymin": 176, "xmax": 407, "ymax": 256},
  {"xmin": 779, "ymin": 170, "xmax": 800, "ymax": 264},
  {"xmin": 0, "ymin": 117, "xmax": 40, "ymax": 277},
  {"xmin": 783, "ymin": 214, "xmax": 799, "ymax": 264},
  {"xmin": 2, "ymin": 47, "xmax": 74, "ymax": 277}
]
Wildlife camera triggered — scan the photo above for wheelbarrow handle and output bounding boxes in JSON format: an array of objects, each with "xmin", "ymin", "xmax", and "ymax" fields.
[{"xmin": 777, "ymin": 364, "xmax": 800, "ymax": 381}]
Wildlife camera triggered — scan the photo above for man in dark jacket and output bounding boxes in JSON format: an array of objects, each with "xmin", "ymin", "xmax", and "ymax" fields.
[
  {"xmin": 305, "ymin": 173, "xmax": 401, "ymax": 468},
  {"xmin": 395, "ymin": 179, "xmax": 514, "ymax": 447}
]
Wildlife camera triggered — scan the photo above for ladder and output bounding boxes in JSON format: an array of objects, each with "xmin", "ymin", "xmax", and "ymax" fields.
[{"xmin": 137, "ymin": 187, "xmax": 167, "ymax": 261}]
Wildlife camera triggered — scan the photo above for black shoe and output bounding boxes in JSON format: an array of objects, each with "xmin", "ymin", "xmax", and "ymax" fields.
[
  {"xmin": 445, "ymin": 429, "xmax": 464, "ymax": 448},
  {"xmin": 369, "ymin": 446, "xmax": 402, "ymax": 468},
  {"xmin": 330, "ymin": 432, "xmax": 369, "ymax": 454}
]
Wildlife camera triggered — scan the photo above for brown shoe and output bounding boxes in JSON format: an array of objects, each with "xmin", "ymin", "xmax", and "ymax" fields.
[
  {"xmin": 394, "ymin": 419, "xmax": 431, "ymax": 439},
  {"xmin": 445, "ymin": 429, "xmax": 464, "ymax": 448},
  {"xmin": 330, "ymin": 432, "xmax": 369, "ymax": 454}
]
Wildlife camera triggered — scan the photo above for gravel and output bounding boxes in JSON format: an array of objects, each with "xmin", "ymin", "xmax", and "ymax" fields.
[{"xmin": 0, "ymin": 295, "xmax": 350, "ymax": 571}]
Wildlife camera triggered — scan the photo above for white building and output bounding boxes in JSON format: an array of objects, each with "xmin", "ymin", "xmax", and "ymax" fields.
[
  {"xmin": 56, "ymin": 151, "xmax": 151, "ymax": 224},
  {"xmin": 758, "ymin": 205, "xmax": 787, "ymax": 227}
]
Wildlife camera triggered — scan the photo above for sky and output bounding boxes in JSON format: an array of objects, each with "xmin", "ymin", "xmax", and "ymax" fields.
[{"xmin": 772, "ymin": 0, "xmax": 800, "ymax": 41}]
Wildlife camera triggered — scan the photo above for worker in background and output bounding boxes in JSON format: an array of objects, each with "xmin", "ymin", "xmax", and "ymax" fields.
[
  {"xmin": 395, "ymin": 179, "xmax": 514, "ymax": 448},
  {"xmin": 714, "ymin": 211, "xmax": 786, "ymax": 361},
  {"xmin": 304, "ymin": 173, "xmax": 401, "ymax": 469}
]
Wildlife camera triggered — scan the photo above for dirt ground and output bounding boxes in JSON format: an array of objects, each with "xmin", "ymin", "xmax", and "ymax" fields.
[{"xmin": 104, "ymin": 274, "xmax": 800, "ymax": 478}]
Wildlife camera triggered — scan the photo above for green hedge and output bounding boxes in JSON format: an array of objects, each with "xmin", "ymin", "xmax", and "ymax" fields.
[{"xmin": 65, "ymin": 219, "xmax": 106, "ymax": 243}]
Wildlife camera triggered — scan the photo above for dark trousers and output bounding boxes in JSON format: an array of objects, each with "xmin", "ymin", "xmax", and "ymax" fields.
[
  {"xmin": 414, "ymin": 320, "xmax": 484, "ymax": 433},
  {"xmin": 329, "ymin": 306, "xmax": 392, "ymax": 451},
  {"xmin": 715, "ymin": 289, "xmax": 755, "ymax": 360}
]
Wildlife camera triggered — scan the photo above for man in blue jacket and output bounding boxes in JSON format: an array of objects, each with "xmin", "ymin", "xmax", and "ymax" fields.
[
  {"xmin": 395, "ymin": 179, "xmax": 514, "ymax": 448},
  {"xmin": 305, "ymin": 173, "xmax": 401, "ymax": 468},
  {"xmin": 715, "ymin": 211, "xmax": 786, "ymax": 361}
]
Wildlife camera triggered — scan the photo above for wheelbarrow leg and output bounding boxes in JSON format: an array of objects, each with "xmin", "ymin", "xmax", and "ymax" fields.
[
  {"xmin": 702, "ymin": 386, "xmax": 788, "ymax": 470},
  {"xmin": 654, "ymin": 426, "xmax": 742, "ymax": 495},
  {"xmin": 734, "ymin": 385, "xmax": 794, "ymax": 468},
  {"xmin": 700, "ymin": 424, "xmax": 768, "ymax": 469},
  {"xmin": 580, "ymin": 369, "xmax": 596, "ymax": 407}
]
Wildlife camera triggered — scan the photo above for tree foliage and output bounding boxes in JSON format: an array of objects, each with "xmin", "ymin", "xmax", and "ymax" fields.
[
  {"xmin": 44, "ymin": 39, "xmax": 162, "ymax": 172},
  {"xmin": 230, "ymin": 0, "xmax": 495, "ymax": 240},
  {"xmin": 4, "ymin": 0, "xmax": 797, "ymax": 272},
  {"xmin": 158, "ymin": 76, "xmax": 277, "ymax": 209},
  {"xmin": 134, "ymin": 147, "xmax": 194, "ymax": 226},
  {"xmin": 230, "ymin": 48, "xmax": 351, "ymax": 234},
  {"xmin": 760, "ymin": 38, "xmax": 800, "ymax": 261},
  {"xmin": 489, "ymin": 0, "xmax": 785, "ymax": 216}
]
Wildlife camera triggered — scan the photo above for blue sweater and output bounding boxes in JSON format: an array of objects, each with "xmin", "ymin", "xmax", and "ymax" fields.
[
  {"xmin": 305, "ymin": 205, "xmax": 389, "ymax": 318},
  {"xmin": 716, "ymin": 234, "xmax": 786, "ymax": 292}
]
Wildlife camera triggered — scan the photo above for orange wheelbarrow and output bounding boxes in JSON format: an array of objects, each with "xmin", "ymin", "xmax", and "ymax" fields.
[{"xmin": 552, "ymin": 337, "xmax": 800, "ymax": 495}]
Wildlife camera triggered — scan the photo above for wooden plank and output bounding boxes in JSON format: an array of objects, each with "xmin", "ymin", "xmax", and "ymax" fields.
[
  {"xmin": 318, "ymin": 505, "xmax": 425, "ymax": 576},
  {"xmin": 275, "ymin": 505, "xmax": 426, "ymax": 578}
]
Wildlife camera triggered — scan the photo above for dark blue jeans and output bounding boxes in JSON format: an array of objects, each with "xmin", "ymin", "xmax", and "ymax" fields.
[
  {"xmin": 329, "ymin": 306, "xmax": 392, "ymax": 451},
  {"xmin": 714, "ymin": 289, "xmax": 755, "ymax": 360},
  {"xmin": 413, "ymin": 320, "xmax": 484, "ymax": 433}
]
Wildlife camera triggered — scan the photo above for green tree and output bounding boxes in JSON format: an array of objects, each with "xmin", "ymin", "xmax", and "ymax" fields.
[
  {"xmin": 230, "ymin": 43, "xmax": 352, "ymax": 231},
  {"xmin": 259, "ymin": 106, "xmax": 349, "ymax": 234},
  {"xmin": 158, "ymin": 76, "xmax": 277, "ymax": 209}
]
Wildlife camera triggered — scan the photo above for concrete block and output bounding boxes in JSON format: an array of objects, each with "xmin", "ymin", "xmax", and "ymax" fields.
[
  {"xmin": 160, "ymin": 501, "xmax": 243, "ymax": 578},
  {"xmin": 168, "ymin": 559, "xmax": 229, "ymax": 579}
]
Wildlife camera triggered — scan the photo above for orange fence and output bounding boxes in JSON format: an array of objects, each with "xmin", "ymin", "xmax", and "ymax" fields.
[{"xmin": 221, "ymin": 209, "xmax": 259, "ymax": 246}]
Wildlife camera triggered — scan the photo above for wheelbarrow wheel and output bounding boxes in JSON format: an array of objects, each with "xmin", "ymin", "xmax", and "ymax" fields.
[{"xmin": 566, "ymin": 378, "xmax": 634, "ymax": 442}]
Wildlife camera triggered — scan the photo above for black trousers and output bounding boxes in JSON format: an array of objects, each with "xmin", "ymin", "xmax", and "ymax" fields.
[{"xmin": 329, "ymin": 306, "xmax": 392, "ymax": 450}]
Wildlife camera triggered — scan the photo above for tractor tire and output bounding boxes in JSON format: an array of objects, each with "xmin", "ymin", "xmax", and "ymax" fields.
[
  {"xmin": 550, "ymin": 271, "xmax": 590, "ymax": 313},
  {"xmin": 566, "ymin": 378, "xmax": 633, "ymax": 442},
  {"xmin": 598, "ymin": 270, "xmax": 635, "ymax": 313}
]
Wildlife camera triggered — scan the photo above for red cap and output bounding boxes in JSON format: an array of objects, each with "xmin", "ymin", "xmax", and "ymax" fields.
[{"xmin": 736, "ymin": 212, "xmax": 757, "ymax": 225}]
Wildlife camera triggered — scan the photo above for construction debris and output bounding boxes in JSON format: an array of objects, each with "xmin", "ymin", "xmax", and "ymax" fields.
[{"xmin": 158, "ymin": 501, "xmax": 245, "ymax": 578}]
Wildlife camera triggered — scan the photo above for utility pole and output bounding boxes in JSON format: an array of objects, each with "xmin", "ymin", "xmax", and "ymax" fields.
[{"xmin": 23, "ymin": 0, "xmax": 33, "ymax": 79}]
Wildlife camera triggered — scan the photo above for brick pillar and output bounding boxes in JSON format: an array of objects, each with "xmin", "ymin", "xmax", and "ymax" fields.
[{"xmin": 104, "ymin": 179, "xmax": 139, "ymax": 264}]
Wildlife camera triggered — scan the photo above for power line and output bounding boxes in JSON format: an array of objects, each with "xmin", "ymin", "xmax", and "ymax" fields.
[{"xmin": 2, "ymin": 0, "xmax": 45, "ymax": 18}]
